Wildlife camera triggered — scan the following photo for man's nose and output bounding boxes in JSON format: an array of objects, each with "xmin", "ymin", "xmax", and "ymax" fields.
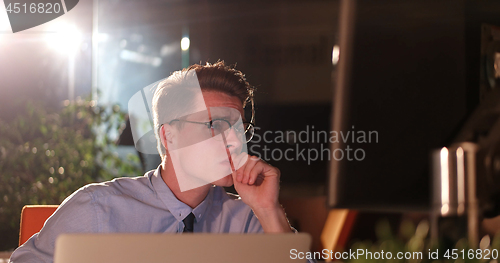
[{"xmin": 224, "ymin": 127, "xmax": 243, "ymax": 153}]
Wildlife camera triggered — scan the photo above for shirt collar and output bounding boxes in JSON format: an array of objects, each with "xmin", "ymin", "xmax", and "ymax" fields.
[{"xmin": 149, "ymin": 165, "xmax": 214, "ymax": 222}]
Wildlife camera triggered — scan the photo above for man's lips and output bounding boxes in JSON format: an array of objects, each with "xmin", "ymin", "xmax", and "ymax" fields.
[{"xmin": 220, "ymin": 156, "xmax": 237, "ymax": 168}]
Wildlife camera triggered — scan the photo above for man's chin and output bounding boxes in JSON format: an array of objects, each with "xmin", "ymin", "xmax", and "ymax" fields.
[{"xmin": 212, "ymin": 174, "xmax": 234, "ymax": 187}]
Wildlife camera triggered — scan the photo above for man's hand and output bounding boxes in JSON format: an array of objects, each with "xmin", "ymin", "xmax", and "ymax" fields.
[
  {"xmin": 231, "ymin": 154, "xmax": 293, "ymax": 233},
  {"xmin": 232, "ymin": 154, "xmax": 279, "ymax": 209}
]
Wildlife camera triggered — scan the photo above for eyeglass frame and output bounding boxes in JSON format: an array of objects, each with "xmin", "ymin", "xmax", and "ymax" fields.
[{"xmin": 165, "ymin": 118, "xmax": 255, "ymax": 143}]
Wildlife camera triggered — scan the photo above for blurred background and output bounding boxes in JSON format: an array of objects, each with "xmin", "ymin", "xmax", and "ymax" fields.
[{"xmin": 0, "ymin": 0, "xmax": 337, "ymax": 252}]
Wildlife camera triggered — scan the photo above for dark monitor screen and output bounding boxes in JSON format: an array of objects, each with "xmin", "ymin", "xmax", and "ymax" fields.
[{"xmin": 328, "ymin": 0, "xmax": 476, "ymax": 211}]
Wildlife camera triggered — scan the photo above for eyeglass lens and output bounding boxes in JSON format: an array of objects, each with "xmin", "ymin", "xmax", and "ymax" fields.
[{"xmin": 210, "ymin": 120, "xmax": 254, "ymax": 143}]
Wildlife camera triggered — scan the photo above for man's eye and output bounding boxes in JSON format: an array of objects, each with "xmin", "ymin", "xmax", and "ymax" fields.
[{"xmin": 212, "ymin": 120, "xmax": 227, "ymax": 131}]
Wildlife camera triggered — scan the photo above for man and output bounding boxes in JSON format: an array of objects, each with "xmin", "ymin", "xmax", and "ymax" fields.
[{"xmin": 9, "ymin": 61, "xmax": 295, "ymax": 262}]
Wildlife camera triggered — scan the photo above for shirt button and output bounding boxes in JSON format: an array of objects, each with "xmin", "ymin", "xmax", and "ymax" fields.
[{"xmin": 179, "ymin": 213, "xmax": 182, "ymax": 217}]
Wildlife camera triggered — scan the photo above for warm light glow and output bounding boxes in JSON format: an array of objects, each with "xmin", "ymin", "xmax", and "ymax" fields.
[
  {"xmin": 0, "ymin": 5, "xmax": 11, "ymax": 43},
  {"xmin": 456, "ymin": 147, "xmax": 465, "ymax": 214},
  {"xmin": 0, "ymin": 4, "xmax": 11, "ymax": 32},
  {"xmin": 480, "ymin": 235, "xmax": 491, "ymax": 250},
  {"xmin": 332, "ymin": 45, "xmax": 340, "ymax": 65},
  {"xmin": 440, "ymin": 147, "xmax": 449, "ymax": 214},
  {"xmin": 45, "ymin": 23, "xmax": 82, "ymax": 54},
  {"xmin": 181, "ymin": 37, "xmax": 190, "ymax": 51},
  {"xmin": 96, "ymin": 33, "xmax": 109, "ymax": 43},
  {"xmin": 441, "ymin": 204, "xmax": 449, "ymax": 215}
]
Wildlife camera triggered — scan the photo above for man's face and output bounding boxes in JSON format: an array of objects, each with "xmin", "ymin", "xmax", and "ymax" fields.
[{"xmin": 166, "ymin": 90, "xmax": 248, "ymax": 191}]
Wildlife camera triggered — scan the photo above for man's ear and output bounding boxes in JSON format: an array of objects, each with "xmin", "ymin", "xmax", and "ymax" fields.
[{"xmin": 160, "ymin": 124, "xmax": 175, "ymax": 151}]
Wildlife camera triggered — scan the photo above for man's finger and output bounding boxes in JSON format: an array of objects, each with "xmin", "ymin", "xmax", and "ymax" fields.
[
  {"xmin": 232, "ymin": 152, "xmax": 249, "ymax": 182},
  {"xmin": 242, "ymin": 155, "xmax": 260, "ymax": 184},
  {"xmin": 248, "ymin": 162, "xmax": 264, "ymax": 185}
]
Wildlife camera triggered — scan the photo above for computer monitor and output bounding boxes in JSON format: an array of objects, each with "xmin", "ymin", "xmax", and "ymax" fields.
[{"xmin": 328, "ymin": 0, "xmax": 500, "ymax": 212}]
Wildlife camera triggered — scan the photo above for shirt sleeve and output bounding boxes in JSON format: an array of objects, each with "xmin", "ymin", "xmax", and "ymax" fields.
[
  {"xmin": 243, "ymin": 209, "xmax": 263, "ymax": 233},
  {"xmin": 9, "ymin": 186, "xmax": 98, "ymax": 263}
]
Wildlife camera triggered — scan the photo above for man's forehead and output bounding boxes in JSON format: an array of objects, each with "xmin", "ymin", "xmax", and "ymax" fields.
[
  {"xmin": 209, "ymin": 107, "xmax": 242, "ymax": 120},
  {"xmin": 177, "ymin": 91, "xmax": 244, "ymax": 122},
  {"xmin": 202, "ymin": 91, "xmax": 243, "ymax": 111},
  {"xmin": 186, "ymin": 107, "xmax": 241, "ymax": 122}
]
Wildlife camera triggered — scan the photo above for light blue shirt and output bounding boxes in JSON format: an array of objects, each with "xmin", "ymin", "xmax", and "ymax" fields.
[{"xmin": 9, "ymin": 167, "xmax": 264, "ymax": 262}]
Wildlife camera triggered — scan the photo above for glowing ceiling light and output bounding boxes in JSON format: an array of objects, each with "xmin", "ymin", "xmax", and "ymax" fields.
[
  {"xmin": 181, "ymin": 37, "xmax": 190, "ymax": 51},
  {"xmin": 45, "ymin": 23, "xmax": 82, "ymax": 54},
  {"xmin": 332, "ymin": 45, "xmax": 340, "ymax": 65}
]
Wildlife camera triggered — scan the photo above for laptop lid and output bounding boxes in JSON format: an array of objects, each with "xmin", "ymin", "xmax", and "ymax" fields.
[{"xmin": 54, "ymin": 233, "xmax": 312, "ymax": 263}]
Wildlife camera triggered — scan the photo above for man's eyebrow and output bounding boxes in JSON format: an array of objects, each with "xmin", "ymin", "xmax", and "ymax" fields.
[
  {"xmin": 210, "ymin": 114, "xmax": 231, "ymax": 120},
  {"xmin": 212, "ymin": 111, "xmax": 241, "ymax": 120}
]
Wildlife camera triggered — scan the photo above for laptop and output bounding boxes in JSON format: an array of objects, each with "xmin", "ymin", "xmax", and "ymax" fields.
[{"xmin": 54, "ymin": 233, "xmax": 312, "ymax": 263}]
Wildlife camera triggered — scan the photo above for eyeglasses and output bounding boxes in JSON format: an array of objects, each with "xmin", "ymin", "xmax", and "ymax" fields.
[{"xmin": 168, "ymin": 118, "xmax": 255, "ymax": 143}]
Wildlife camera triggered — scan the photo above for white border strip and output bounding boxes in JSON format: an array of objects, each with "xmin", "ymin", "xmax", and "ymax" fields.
[{"xmin": 60, "ymin": 0, "xmax": 68, "ymax": 13}]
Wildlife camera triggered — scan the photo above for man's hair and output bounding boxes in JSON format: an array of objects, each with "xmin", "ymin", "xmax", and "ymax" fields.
[{"xmin": 152, "ymin": 61, "xmax": 255, "ymax": 159}]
